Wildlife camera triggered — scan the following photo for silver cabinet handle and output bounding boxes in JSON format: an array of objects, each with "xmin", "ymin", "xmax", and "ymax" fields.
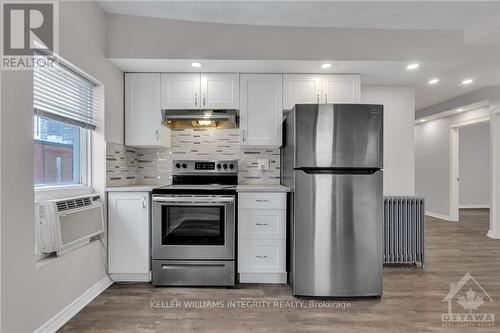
[
  {"xmin": 154, "ymin": 129, "xmax": 159, "ymax": 142},
  {"xmin": 194, "ymin": 92, "xmax": 198, "ymax": 106},
  {"xmin": 255, "ymin": 199, "xmax": 270, "ymax": 202},
  {"xmin": 202, "ymin": 93, "xmax": 206, "ymax": 106},
  {"xmin": 256, "ymin": 223, "xmax": 269, "ymax": 226},
  {"xmin": 325, "ymin": 94, "xmax": 328, "ymax": 104},
  {"xmin": 142, "ymin": 197, "xmax": 147, "ymax": 209},
  {"xmin": 256, "ymin": 255, "xmax": 268, "ymax": 259},
  {"xmin": 241, "ymin": 129, "xmax": 246, "ymax": 142},
  {"xmin": 317, "ymin": 94, "xmax": 320, "ymax": 104}
]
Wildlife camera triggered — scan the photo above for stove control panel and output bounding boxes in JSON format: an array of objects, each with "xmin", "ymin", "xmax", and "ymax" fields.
[
  {"xmin": 173, "ymin": 160, "xmax": 238, "ymax": 173},
  {"xmin": 195, "ymin": 162, "xmax": 215, "ymax": 170}
]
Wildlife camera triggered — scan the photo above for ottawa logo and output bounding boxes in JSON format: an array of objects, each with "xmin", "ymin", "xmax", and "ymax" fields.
[{"xmin": 442, "ymin": 272, "xmax": 495, "ymax": 327}]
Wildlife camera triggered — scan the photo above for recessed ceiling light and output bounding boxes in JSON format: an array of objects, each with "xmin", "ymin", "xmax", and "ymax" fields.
[
  {"xmin": 462, "ymin": 79, "xmax": 473, "ymax": 85},
  {"xmin": 428, "ymin": 78, "xmax": 439, "ymax": 85},
  {"xmin": 191, "ymin": 62, "xmax": 202, "ymax": 68},
  {"xmin": 456, "ymin": 108, "xmax": 464, "ymax": 112},
  {"xmin": 406, "ymin": 63, "xmax": 420, "ymax": 70},
  {"xmin": 321, "ymin": 63, "xmax": 332, "ymax": 69}
]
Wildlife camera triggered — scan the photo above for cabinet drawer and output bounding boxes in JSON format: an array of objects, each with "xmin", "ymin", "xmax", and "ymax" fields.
[
  {"xmin": 238, "ymin": 210, "xmax": 285, "ymax": 240},
  {"xmin": 238, "ymin": 193, "xmax": 286, "ymax": 210},
  {"xmin": 238, "ymin": 240, "xmax": 286, "ymax": 273}
]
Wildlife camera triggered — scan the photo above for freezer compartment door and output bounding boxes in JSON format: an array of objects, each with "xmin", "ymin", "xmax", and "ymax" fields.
[
  {"xmin": 293, "ymin": 169, "xmax": 383, "ymax": 297},
  {"xmin": 295, "ymin": 104, "xmax": 383, "ymax": 168}
]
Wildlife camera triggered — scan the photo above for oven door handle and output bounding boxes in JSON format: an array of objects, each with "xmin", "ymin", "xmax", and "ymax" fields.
[
  {"xmin": 161, "ymin": 263, "xmax": 227, "ymax": 269},
  {"xmin": 152, "ymin": 196, "xmax": 234, "ymax": 204}
]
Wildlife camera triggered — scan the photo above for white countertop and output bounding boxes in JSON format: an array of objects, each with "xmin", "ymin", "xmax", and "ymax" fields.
[
  {"xmin": 236, "ymin": 184, "xmax": 290, "ymax": 192},
  {"xmin": 105, "ymin": 184, "xmax": 164, "ymax": 192}
]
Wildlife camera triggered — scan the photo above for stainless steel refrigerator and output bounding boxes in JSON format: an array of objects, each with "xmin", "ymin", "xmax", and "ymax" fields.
[{"xmin": 282, "ymin": 104, "xmax": 383, "ymax": 297}]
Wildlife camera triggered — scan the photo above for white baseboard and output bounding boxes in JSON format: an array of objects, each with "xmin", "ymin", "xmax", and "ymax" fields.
[
  {"xmin": 487, "ymin": 230, "xmax": 500, "ymax": 239},
  {"xmin": 426, "ymin": 211, "xmax": 456, "ymax": 221},
  {"xmin": 110, "ymin": 272, "xmax": 151, "ymax": 282},
  {"xmin": 239, "ymin": 273, "xmax": 287, "ymax": 284},
  {"xmin": 459, "ymin": 204, "xmax": 490, "ymax": 209},
  {"xmin": 34, "ymin": 276, "xmax": 112, "ymax": 333}
]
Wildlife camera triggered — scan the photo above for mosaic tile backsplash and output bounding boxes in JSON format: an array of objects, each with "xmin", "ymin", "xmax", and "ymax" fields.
[{"xmin": 106, "ymin": 128, "xmax": 281, "ymax": 187}]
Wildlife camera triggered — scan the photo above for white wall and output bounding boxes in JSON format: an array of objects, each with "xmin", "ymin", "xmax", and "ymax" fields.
[
  {"xmin": 459, "ymin": 123, "xmax": 490, "ymax": 207},
  {"xmin": 415, "ymin": 107, "xmax": 491, "ymax": 217},
  {"xmin": 105, "ymin": 13, "xmax": 464, "ymax": 62},
  {"xmin": 489, "ymin": 110, "xmax": 500, "ymax": 238},
  {"xmin": 0, "ymin": 2, "xmax": 123, "ymax": 332},
  {"xmin": 362, "ymin": 86, "xmax": 416, "ymax": 195}
]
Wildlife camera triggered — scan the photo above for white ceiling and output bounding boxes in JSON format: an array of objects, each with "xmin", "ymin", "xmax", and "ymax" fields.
[
  {"xmin": 98, "ymin": 1, "xmax": 498, "ymax": 30},
  {"xmin": 99, "ymin": 1, "xmax": 500, "ymax": 110}
]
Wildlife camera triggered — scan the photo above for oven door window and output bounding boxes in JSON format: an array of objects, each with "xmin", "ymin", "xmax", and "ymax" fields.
[{"xmin": 162, "ymin": 205, "xmax": 225, "ymax": 245}]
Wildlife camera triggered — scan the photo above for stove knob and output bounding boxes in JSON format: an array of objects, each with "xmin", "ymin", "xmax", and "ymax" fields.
[
  {"xmin": 175, "ymin": 163, "xmax": 181, "ymax": 169},
  {"xmin": 229, "ymin": 163, "xmax": 234, "ymax": 169},
  {"xmin": 223, "ymin": 163, "xmax": 228, "ymax": 169},
  {"xmin": 182, "ymin": 163, "xmax": 187, "ymax": 169},
  {"xmin": 216, "ymin": 163, "xmax": 222, "ymax": 169}
]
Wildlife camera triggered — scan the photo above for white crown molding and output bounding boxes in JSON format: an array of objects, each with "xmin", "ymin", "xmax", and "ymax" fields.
[
  {"xmin": 449, "ymin": 115, "xmax": 490, "ymax": 128},
  {"xmin": 415, "ymin": 100, "xmax": 490, "ymax": 125}
]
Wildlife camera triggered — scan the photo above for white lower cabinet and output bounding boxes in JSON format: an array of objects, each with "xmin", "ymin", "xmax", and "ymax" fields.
[
  {"xmin": 108, "ymin": 191, "xmax": 151, "ymax": 282},
  {"xmin": 238, "ymin": 192, "xmax": 287, "ymax": 283},
  {"xmin": 238, "ymin": 240, "xmax": 286, "ymax": 273},
  {"xmin": 238, "ymin": 210, "xmax": 286, "ymax": 240}
]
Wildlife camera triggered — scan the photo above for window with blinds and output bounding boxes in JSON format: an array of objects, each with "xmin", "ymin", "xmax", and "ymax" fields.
[
  {"xmin": 33, "ymin": 58, "xmax": 96, "ymax": 187},
  {"xmin": 34, "ymin": 58, "xmax": 98, "ymax": 130}
]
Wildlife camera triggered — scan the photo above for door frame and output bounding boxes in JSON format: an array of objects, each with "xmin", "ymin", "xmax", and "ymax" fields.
[{"xmin": 449, "ymin": 115, "xmax": 491, "ymax": 222}]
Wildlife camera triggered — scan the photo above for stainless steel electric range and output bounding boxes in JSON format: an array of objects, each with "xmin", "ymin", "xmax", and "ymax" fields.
[{"xmin": 151, "ymin": 160, "xmax": 238, "ymax": 286}]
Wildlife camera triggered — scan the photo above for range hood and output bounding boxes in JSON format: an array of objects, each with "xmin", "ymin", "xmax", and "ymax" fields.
[{"xmin": 162, "ymin": 109, "xmax": 239, "ymax": 129}]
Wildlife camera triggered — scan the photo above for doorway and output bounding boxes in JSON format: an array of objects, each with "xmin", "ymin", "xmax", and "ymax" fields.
[{"xmin": 450, "ymin": 117, "xmax": 491, "ymax": 222}]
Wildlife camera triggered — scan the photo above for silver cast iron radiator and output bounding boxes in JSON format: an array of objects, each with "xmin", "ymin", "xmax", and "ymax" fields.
[{"xmin": 383, "ymin": 196, "xmax": 425, "ymax": 268}]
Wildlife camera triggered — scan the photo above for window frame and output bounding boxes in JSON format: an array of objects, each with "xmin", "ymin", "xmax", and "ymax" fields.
[
  {"xmin": 33, "ymin": 116, "xmax": 93, "ymax": 189},
  {"xmin": 32, "ymin": 52, "xmax": 98, "ymax": 190}
]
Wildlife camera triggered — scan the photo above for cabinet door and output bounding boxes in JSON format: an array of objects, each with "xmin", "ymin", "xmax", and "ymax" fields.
[
  {"xmin": 238, "ymin": 210, "xmax": 286, "ymax": 240},
  {"xmin": 108, "ymin": 192, "xmax": 150, "ymax": 275},
  {"xmin": 200, "ymin": 73, "xmax": 239, "ymax": 109},
  {"xmin": 125, "ymin": 73, "xmax": 170, "ymax": 147},
  {"xmin": 161, "ymin": 73, "xmax": 200, "ymax": 109},
  {"xmin": 238, "ymin": 239, "xmax": 286, "ymax": 273},
  {"xmin": 283, "ymin": 74, "xmax": 321, "ymax": 110},
  {"xmin": 321, "ymin": 74, "xmax": 361, "ymax": 104},
  {"xmin": 240, "ymin": 74, "xmax": 283, "ymax": 147}
]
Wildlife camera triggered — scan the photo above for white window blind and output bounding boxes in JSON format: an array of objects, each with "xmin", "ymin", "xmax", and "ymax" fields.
[{"xmin": 34, "ymin": 58, "xmax": 98, "ymax": 130}]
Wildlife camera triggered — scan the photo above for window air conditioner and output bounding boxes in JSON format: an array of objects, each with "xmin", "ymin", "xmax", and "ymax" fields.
[{"xmin": 36, "ymin": 194, "xmax": 104, "ymax": 256}]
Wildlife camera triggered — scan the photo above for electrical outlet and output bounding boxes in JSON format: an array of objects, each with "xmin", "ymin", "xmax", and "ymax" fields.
[{"xmin": 257, "ymin": 159, "xmax": 270, "ymax": 170}]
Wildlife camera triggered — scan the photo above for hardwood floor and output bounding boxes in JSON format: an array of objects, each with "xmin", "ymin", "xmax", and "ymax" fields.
[{"xmin": 60, "ymin": 209, "xmax": 499, "ymax": 332}]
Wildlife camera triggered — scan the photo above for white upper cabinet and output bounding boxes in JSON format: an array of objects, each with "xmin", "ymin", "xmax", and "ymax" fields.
[
  {"xmin": 321, "ymin": 74, "xmax": 361, "ymax": 104},
  {"xmin": 125, "ymin": 73, "xmax": 170, "ymax": 147},
  {"xmin": 161, "ymin": 73, "xmax": 201, "ymax": 109},
  {"xmin": 240, "ymin": 74, "xmax": 283, "ymax": 148},
  {"xmin": 200, "ymin": 73, "xmax": 239, "ymax": 109},
  {"xmin": 161, "ymin": 73, "xmax": 239, "ymax": 109},
  {"xmin": 283, "ymin": 74, "xmax": 361, "ymax": 108},
  {"xmin": 283, "ymin": 74, "xmax": 322, "ymax": 110}
]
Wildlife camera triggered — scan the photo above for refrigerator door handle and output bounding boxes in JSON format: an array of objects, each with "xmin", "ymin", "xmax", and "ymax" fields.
[{"xmin": 294, "ymin": 167, "xmax": 380, "ymax": 175}]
